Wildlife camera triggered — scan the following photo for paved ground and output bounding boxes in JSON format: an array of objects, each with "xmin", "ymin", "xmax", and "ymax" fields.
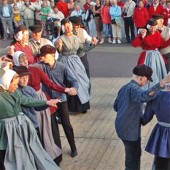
[{"xmin": 0, "ymin": 39, "xmax": 156, "ymax": 170}]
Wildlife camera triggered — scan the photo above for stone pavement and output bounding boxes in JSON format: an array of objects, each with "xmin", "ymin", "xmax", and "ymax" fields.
[
  {"xmin": 60, "ymin": 77, "xmax": 156, "ymax": 170},
  {"xmin": 0, "ymin": 39, "xmax": 156, "ymax": 170}
]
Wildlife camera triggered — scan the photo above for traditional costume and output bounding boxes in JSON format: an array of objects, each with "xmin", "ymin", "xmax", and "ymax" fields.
[
  {"xmin": 142, "ymin": 90, "xmax": 170, "ymax": 169},
  {"xmin": 0, "ymin": 70, "xmax": 60, "ymax": 170},
  {"xmin": 58, "ymin": 19, "xmax": 90, "ymax": 113},
  {"xmin": 132, "ymin": 19, "xmax": 170, "ymax": 89},
  {"xmin": 13, "ymin": 51, "xmax": 65, "ymax": 163}
]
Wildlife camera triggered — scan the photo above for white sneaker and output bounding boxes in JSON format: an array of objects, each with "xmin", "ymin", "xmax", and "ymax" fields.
[
  {"xmin": 112, "ymin": 39, "xmax": 116, "ymax": 44},
  {"xmin": 99, "ymin": 38, "xmax": 104, "ymax": 44},
  {"xmin": 117, "ymin": 39, "xmax": 121, "ymax": 44},
  {"xmin": 108, "ymin": 37, "xmax": 112, "ymax": 43}
]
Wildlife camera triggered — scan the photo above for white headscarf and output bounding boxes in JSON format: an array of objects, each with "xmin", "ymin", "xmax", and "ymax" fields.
[
  {"xmin": 13, "ymin": 51, "xmax": 24, "ymax": 66},
  {"xmin": 0, "ymin": 70, "xmax": 17, "ymax": 90}
]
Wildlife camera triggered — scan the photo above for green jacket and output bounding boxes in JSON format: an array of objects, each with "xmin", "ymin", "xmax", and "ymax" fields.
[{"xmin": 0, "ymin": 89, "xmax": 46, "ymax": 150}]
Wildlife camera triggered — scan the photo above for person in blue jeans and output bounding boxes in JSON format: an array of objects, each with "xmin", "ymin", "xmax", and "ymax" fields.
[{"xmin": 113, "ymin": 64, "xmax": 170, "ymax": 170}]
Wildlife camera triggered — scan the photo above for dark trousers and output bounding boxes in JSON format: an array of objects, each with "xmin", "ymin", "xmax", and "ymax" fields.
[
  {"xmin": 80, "ymin": 54, "xmax": 90, "ymax": 79},
  {"xmin": 124, "ymin": 17, "xmax": 135, "ymax": 42},
  {"xmin": 163, "ymin": 53, "xmax": 170, "ymax": 73},
  {"xmin": 57, "ymin": 101, "xmax": 76, "ymax": 152},
  {"xmin": 155, "ymin": 156, "xmax": 170, "ymax": 170},
  {"xmin": 122, "ymin": 139, "xmax": 141, "ymax": 170},
  {"xmin": 0, "ymin": 150, "xmax": 5, "ymax": 170}
]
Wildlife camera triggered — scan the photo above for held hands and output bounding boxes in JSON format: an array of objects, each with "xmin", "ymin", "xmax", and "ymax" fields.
[
  {"xmin": 56, "ymin": 39, "xmax": 62, "ymax": 51},
  {"xmin": 0, "ymin": 61, "xmax": 13, "ymax": 71},
  {"xmin": 6, "ymin": 45, "xmax": 15, "ymax": 56},
  {"xmin": 91, "ymin": 37, "xmax": 98, "ymax": 45},
  {"xmin": 160, "ymin": 74, "xmax": 170, "ymax": 87},
  {"xmin": 65, "ymin": 87, "xmax": 77, "ymax": 96},
  {"xmin": 46, "ymin": 99, "xmax": 62, "ymax": 107}
]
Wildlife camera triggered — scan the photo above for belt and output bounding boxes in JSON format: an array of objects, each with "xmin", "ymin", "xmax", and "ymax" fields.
[
  {"xmin": 158, "ymin": 122, "xmax": 170, "ymax": 127},
  {"xmin": 3, "ymin": 16, "xmax": 10, "ymax": 18}
]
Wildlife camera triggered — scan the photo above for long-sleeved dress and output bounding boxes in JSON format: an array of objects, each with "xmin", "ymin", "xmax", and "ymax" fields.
[
  {"xmin": 58, "ymin": 34, "xmax": 90, "ymax": 113},
  {"xmin": 13, "ymin": 54, "xmax": 64, "ymax": 160},
  {"xmin": 142, "ymin": 91, "xmax": 170, "ymax": 158},
  {"xmin": 0, "ymin": 89, "xmax": 60, "ymax": 170},
  {"xmin": 131, "ymin": 31, "xmax": 170, "ymax": 89}
]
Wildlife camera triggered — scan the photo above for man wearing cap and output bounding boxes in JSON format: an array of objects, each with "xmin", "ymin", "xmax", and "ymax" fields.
[
  {"xmin": 34, "ymin": 44, "xmax": 78, "ymax": 158},
  {"xmin": 28, "ymin": 25, "xmax": 59, "ymax": 59},
  {"xmin": 113, "ymin": 64, "xmax": 170, "ymax": 170},
  {"xmin": 152, "ymin": 14, "xmax": 170, "ymax": 73}
]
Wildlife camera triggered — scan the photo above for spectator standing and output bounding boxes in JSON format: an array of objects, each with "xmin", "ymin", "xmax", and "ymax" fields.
[
  {"xmin": 12, "ymin": 4, "xmax": 22, "ymax": 28},
  {"xmin": 160, "ymin": 0, "xmax": 167, "ymax": 8},
  {"xmin": 101, "ymin": 0, "xmax": 112, "ymax": 43},
  {"xmin": 114, "ymin": 64, "xmax": 170, "ymax": 170},
  {"xmin": 0, "ymin": 0, "xmax": 14, "ymax": 40},
  {"xmin": 22, "ymin": 0, "xmax": 35, "ymax": 27},
  {"xmin": 148, "ymin": 0, "xmax": 164, "ymax": 18},
  {"xmin": 93, "ymin": 0, "xmax": 104, "ymax": 43},
  {"xmin": 122, "ymin": 0, "xmax": 136, "ymax": 43},
  {"xmin": 70, "ymin": 4, "xmax": 84, "ymax": 17},
  {"xmin": 133, "ymin": 0, "xmax": 149, "ymax": 30},
  {"xmin": 110, "ymin": 0, "xmax": 122, "ymax": 44},
  {"xmin": 117, "ymin": 0, "xmax": 124, "ymax": 9},
  {"xmin": 142, "ymin": 0, "xmax": 150, "ymax": 9},
  {"xmin": 83, "ymin": 0, "xmax": 90, "ymax": 11},
  {"xmin": 56, "ymin": 0, "xmax": 69, "ymax": 18},
  {"xmin": 39, "ymin": 1, "xmax": 51, "ymax": 36},
  {"xmin": 31, "ymin": 0, "xmax": 42, "ymax": 25},
  {"xmin": 84, "ymin": 2, "xmax": 97, "ymax": 37},
  {"xmin": 162, "ymin": 0, "xmax": 170, "ymax": 26},
  {"xmin": 48, "ymin": 7, "xmax": 65, "ymax": 37},
  {"xmin": 68, "ymin": 0, "xmax": 75, "ymax": 15},
  {"xmin": 12, "ymin": 0, "xmax": 24, "ymax": 12}
]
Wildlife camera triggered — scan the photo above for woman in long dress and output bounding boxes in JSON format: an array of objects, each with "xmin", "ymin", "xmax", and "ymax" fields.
[
  {"xmin": 0, "ymin": 69, "xmax": 60, "ymax": 170},
  {"xmin": 56, "ymin": 18, "xmax": 90, "ymax": 113},
  {"xmin": 12, "ymin": 51, "xmax": 73, "ymax": 164},
  {"xmin": 142, "ymin": 83, "xmax": 170, "ymax": 170},
  {"xmin": 132, "ymin": 19, "xmax": 170, "ymax": 89}
]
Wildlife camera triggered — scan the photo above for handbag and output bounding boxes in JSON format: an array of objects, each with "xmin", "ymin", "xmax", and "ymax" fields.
[{"xmin": 111, "ymin": 18, "xmax": 116, "ymax": 24}]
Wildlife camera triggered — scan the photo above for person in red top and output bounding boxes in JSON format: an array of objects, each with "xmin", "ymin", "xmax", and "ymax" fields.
[
  {"xmin": 100, "ymin": 0, "xmax": 112, "ymax": 43},
  {"xmin": 148, "ymin": 0, "xmax": 164, "ymax": 18},
  {"xmin": 10, "ymin": 25, "xmax": 35, "ymax": 64},
  {"xmin": 83, "ymin": 0, "xmax": 91, "ymax": 11},
  {"xmin": 12, "ymin": 50, "xmax": 77, "ymax": 165},
  {"xmin": 132, "ymin": 19, "xmax": 170, "ymax": 89},
  {"xmin": 56, "ymin": 0, "xmax": 69, "ymax": 18},
  {"xmin": 163, "ymin": 0, "xmax": 170, "ymax": 26},
  {"xmin": 133, "ymin": 0, "xmax": 149, "ymax": 30},
  {"xmin": 117, "ymin": 0, "xmax": 124, "ymax": 9}
]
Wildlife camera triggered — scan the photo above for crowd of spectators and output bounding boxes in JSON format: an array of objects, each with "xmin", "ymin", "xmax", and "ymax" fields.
[{"xmin": 0, "ymin": 0, "xmax": 170, "ymax": 43}]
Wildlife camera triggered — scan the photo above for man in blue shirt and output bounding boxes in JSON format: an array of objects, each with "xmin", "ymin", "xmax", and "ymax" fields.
[
  {"xmin": 113, "ymin": 64, "xmax": 170, "ymax": 170},
  {"xmin": 36, "ymin": 45, "xmax": 78, "ymax": 158}
]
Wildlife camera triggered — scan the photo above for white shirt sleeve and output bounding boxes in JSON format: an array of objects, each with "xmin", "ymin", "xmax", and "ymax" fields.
[{"xmin": 83, "ymin": 29, "xmax": 92, "ymax": 43}]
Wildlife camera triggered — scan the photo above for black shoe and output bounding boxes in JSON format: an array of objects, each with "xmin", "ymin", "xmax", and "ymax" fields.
[
  {"xmin": 82, "ymin": 110, "xmax": 87, "ymax": 114},
  {"xmin": 70, "ymin": 150, "xmax": 78, "ymax": 157}
]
